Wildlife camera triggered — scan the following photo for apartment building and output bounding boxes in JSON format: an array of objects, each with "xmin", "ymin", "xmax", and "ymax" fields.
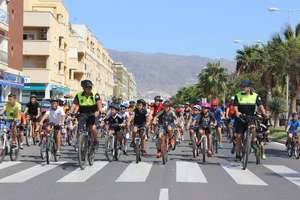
[
  {"xmin": 0, "ymin": 0, "xmax": 24, "ymax": 102},
  {"xmin": 113, "ymin": 63, "xmax": 137, "ymax": 100},
  {"xmin": 72, "ymin": 24, "xmax": 114, "ymax": 101},
  {"xmin": 22, "ymin": 0, "xmax": 71, "ymax": 100}
]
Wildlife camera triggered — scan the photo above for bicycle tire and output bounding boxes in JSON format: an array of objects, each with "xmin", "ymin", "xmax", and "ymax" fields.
[
  {"xmin": 0, "ymin": 136, "xmax": 6, "ymax": 163},
  {"xmin": 10, "ymin": 139, "xmax": 19, "ymax": 162},
  {"xmin": 40, "ymin": 142, "xmax": 46, "ymax": 160},
  {"xmin": 88, "ymin": 138, "xmax": 96, "ymax": 166},
  {"xmin": 136, "ymin": 143, "xmax": 141, "ymax": 163},
  {"xmin": 192, "ymin": 137, "xmax": 197, "ymax": 158},
  {"xmin": 242, "ymin": 130, "xmax": 252, "ymax": 170},
  {"xmin": 114, "ymin": 138, "xmax": 121, "ymax": 161},
  {"xmin": 295, "ymin": 143, "xmax": 300, "ymax": 159},
  {"xmin": 25, "ymin": 124, "xmax": 32, "ymax": 146},
  {"xmin": 287, "ymin": 143, "xmax": 293, "ymax": 157},
  {"xmin": 202, "ymin": 135, "xmax": 207, "ymax": 163},
  {"xmin": 172, "ymin": 134, "xmax": 177, "ymax": 151},
  {"xmin": 78, "ymin": 134, "xmax": 88, "ymax": 169},
  {"xmin": 256, "ymin": 143, "xmax": 261, "ymax": 165},
  {"xmin": 161, "ymin": 137, "xmax": 168, "ymax": 165},
  {"xmin": 105, "ymin": 135, "xmax": 113, "ymax": 162}
]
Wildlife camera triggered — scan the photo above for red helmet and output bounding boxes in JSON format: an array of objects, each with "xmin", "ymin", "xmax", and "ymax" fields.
[{"xmin": 211, "ymin": 98, "xmax": 219, "ymax": 106}]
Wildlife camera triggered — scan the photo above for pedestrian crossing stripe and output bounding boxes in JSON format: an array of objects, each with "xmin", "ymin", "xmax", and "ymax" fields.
[{"xmin": 0, "ymin": 161, "xmax": 299, "ymax": 187}]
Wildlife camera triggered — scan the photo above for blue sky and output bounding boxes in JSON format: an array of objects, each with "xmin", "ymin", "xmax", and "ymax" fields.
[{"xmin": 64, "ymin": 0, "xmax": 300, "ymax": 60}]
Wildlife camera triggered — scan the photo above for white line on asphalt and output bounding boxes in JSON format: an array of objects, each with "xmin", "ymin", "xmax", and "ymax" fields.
[
  {"xmin": 176, "ymin": 161, "xmax": 207, "ymax": 183},
  {"xmin": 159, "ymin": 188, "xmax": 169, "ymax": 200},
  {"xmin": 57, "ymin": 161, "xmax": 109, "ymax": 183},
  {"xmin": 116, "ymin": 162, "xmax": 152, "ymax": 182},
  {"xmin": 222, "ymin": 163, "xmax": 268, "ymax": 186},
  {"xmin": 264, "ymin": 165, "xmax": 300, "ymax": 187},
  {"xmin": 0, "ymin": 161, "xmax": 22, "ymax": 171},
  {"xmin": 0, "ymin": 162, "xmax": 65, "ymax": 183}
]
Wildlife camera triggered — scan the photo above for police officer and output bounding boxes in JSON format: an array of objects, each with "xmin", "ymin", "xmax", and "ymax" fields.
[
  {"xmin": 234, "ymin": 80, "xmax": 267, "ymax": 161},
  {"xmin": 70, "ymin": 80, "xmax": 102, "ymax": 147}
]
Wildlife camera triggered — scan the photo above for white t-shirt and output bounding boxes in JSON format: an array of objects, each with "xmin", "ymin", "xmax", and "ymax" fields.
[{"xmin": 46, "ymin": 106, "xmax": 65, "ymax": 125}]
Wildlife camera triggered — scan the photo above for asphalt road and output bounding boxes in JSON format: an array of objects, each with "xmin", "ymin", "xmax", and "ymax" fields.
[{"xmin": 0, "ymin": 134, "xmax": 299, "ymax": 200}]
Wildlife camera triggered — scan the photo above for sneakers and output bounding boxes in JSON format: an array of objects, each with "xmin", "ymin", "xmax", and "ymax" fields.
[
  {"xmin": 235, "ymin": 155, "xmax": 242, "ymax": 162},
  {"xmin": 261, "ymin": 153, "xmax": 267, "ymax": 160},
  {"xmin": 56, "ymin": 150, "xmax": 61, "ymax": 156},
  {"xmin": 19, "ymin": 143, "xmax": 24, "ymax": 150},
  {"xmin": 207, "ymin": 150, "xmax": 212, "ymax": 157}
]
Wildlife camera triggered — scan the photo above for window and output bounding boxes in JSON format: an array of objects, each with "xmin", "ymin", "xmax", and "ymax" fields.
[
  {"xmin": 59, "ymin": 36, "xmax": 63, "ymax": 48},
  {"xmin": 40, "ymin": 28, "xmax": 47, "ymax": 40},
  {"xmin": 69, "ymin": 69, "xmax": 72, "ymax": 80},
  {"xmin": 58, "ymin": 62, "xmax": 63, "ymax": 72},
  {"xmin": 23, "ymin": 32, "xmax": 35, "ymax": 40}
]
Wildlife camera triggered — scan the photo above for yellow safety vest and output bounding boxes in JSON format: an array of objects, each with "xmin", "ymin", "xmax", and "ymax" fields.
[
  {"xmin": 76, "ymin": 92, "xmax": 97, "ymax": 106},
  {"xmin": 236, "ymin": 92, "xmax": 258, "ymax": 105}
]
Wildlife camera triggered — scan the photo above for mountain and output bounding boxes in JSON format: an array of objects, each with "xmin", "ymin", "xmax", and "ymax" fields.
[{"xmin": 108, "ymin": 49, "xmax": 236, "ymax": 98}]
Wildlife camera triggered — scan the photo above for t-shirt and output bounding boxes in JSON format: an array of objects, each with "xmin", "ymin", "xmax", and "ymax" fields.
[
  {"xmin": 211, "ymin": 107, "xmax": 223, "ymax": 122},
  {"xmin": 105, "ymin": 113, "xmax": 124, "ymax": 131},
  {"xmin": 156, "ymin": 110, "xmax": 177, "ymax": 126},
  {"xmin": 228, "ymin": 104, "xmax": 236, "ymax": 117},
  {"xmin": 234, "ymin": 93, "xmax": 262, "ymax": 116},
  {"xmin": 46, "ymin": 106, "xmax": 65, "ymax": 125},
  {"xmin": 288, "ymin": 120, "xmax": 300, "ymax": 133},
  {"xmin": 198, "ymin": 112, "xmax": 215, "ymax": 128},
  {"xmin": 5, "ymin": 102, "xmax": 21, "ymax": 120},
  {"xmin": 26, "ymin": 102, "xmax": 39, "ymax": 116},
  {"xmin": 151, "ymin": 103, "xmax": 164, "ymax": 118},
  {"xmin": 133, "ymin": 108, "xmax": 147, "ymax": 126}
]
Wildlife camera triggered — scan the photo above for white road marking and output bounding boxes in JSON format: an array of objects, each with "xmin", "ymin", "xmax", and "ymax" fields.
[
  {"xmin": 116, "ymin": 162, "xmax": 152, "ymax": 182},
  {"xmin": 176, "ymin": 161, "xmax": 207, "ymax": 183},
  {"xmin": 264, "ymin": 165, "xmax": 300, "ymax": 187},
  {"xmin": 0, "ymin": 162, "xmax": 65, "ymax": 183},
  {"xmin": 0, "ymin": 161, "xmax": 22, "ymax": 170},
  {"xmin": 222, "ymin": 163, "xmax": 268, "ymax": 186},
  {"xmin": 159, "ymin": 188, "xmax": 169, "ymax": 200},
  {"xmin": 57, "ymin": 161, "xmax": 109, "ymax": 183}
]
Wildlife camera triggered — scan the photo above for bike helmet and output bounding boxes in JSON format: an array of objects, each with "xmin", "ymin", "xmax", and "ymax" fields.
[
  {"xmin": 240, "ymin": 79, "xmax": 252, "ymax": 87},
  {"xmin": 50, "ymin": 97, "xmax": 59, "ymax": 103},
  {"xmin": 137, "ymin": 99, "xmax": 146, "ymax": 105},
  {"xmin": 154, "ymin": 96, "xmax": 163, "ymax": 102},
  {"xmin": 201, "ymin": 102, "xmax": 211, "ymax": 109},
  {"xmin": 81, "ymin": 79, "xmax": 93, "ymax": 88},
  {"xmin": 110, "ymin": 103, "xmax": 120, "ymax": 111},
  {"xmin": 120, "ymin": 102, "xmax": 129, "ymax": 109},
  {"xmin": 211, "ymin": 98, "xmax": 219, "ymax": 106},
  {"xmin": 163, "ymin": 100, "xmax": 171, "ymax": 107},
  {"xmin": 30, "ymin": 94, "xmax": 37, "ymax": 99},
  {"xmin": 193, "ymin": 105, "xmax": 202, "ymax": 111}
]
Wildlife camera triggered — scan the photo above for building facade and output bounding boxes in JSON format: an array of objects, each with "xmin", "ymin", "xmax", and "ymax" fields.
[
  {"xmin": 22, "ymin": 0, "xmax": 71, "ymax": 101},
  {"xmin": 72, "ymin": 24, "xmax": 114, "ymax": 101},
  {"xmin": 113, "ymin": 63, "xmax": 137, "ymax": 100},
  {"xmin": 0, "ymin": 0, "xmax": 24, "ymax": 102}
]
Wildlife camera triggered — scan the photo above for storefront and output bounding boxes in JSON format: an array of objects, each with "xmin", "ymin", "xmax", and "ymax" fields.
[
  {"xmin": 22, "ymin": 83, "xmax": 70, "ymax": 101},
  {"xmin": 0, "ymin": 70, "xmax": 24, "ymax": 102}
]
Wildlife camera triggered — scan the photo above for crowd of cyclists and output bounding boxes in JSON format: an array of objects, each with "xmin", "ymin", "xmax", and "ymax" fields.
[{"xmin": 0, "ymin": 79, "xmax": 299, "ymax": 169}]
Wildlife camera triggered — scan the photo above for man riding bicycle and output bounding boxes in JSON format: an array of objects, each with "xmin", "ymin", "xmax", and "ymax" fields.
[
  {"xmin": 154, "ymin": 100, "xmax": 177, "ymax": 158},
  {"xmin": 286, "ymin": 112, "xmax": 300, "ymax": 147},
  {"xmin": 70, "ymin": 80, "xmax": 102, "ymax": 150},
  {"xmin": 24, "ymin": 94, "xmax": 41, "ymax": 143},
  {"xmin": 39, "ymin": 98, "xmax": 65, "ymax": 155},
  {"xmin": 234, "ymin": 80, "xmax": 267, "ymax": 161}
]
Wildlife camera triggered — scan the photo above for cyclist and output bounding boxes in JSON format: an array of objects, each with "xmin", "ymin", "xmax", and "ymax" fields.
[
  {"xmin": 149, "ymin": 96, "xmax": 164, "ymax": 137},
  {"xmin": 226, "ymin": 96, "xmax": 237, "ymax": 154},
  {"xmin": 119, "ymin": 102, "xmax": 130, "ymax": 154},
  {"xmin": 70, "ymin": 80, "xmax": 102, "ymax": 150},
  {"xmin": 24, "ymin": 94, "xmax": 41, "ymax": 143},
  {"xmin": 39, "ymin": 98, "xmax": 65, "ymax": 155},
  {"xmin": 211, "ymin": 98, "xmax": 225, "ymax": 149},
  {"xmin": 129, "ymin": 99, "xmax": 148, "ymax": 155},
  {"xmin": 286, "ymin": 112, "xmax": 300, "ymax": 148},
  {"xmin": 198, "ymin": 102, "xmax": 216, "ymax": 157},
  {"xmin": 234, "ymin": 80, "xmax": 267, "ymax": 161},
  {"xmin": 189, "ymin": 104, "xmax": 202, "ymax": 145},
  {"xmin": 2, "ymin": 94, "xmax": 22, "ymax": 148},
  {"xmin": 154, "ymin": 100, "xmax": 177, "ymax": 158}
]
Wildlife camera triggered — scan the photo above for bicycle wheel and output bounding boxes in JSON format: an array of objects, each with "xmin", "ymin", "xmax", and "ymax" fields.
[
  {"xmin": 45, "ymin": 136, "xmax": 52, "ymax": 164},
  {"xmin": 201, "ymin": 135, "xmax": 207, "ymax": 163},
  {"xmin": 40, "ymin": 140, "xmax": 46, "ymax": 160},
  {"xmin": 10, "ymin": 139, "xmax": 19, "ymax": 161},
  {"xmin": 114, "ymin": 138, "xmax": 121, "ymax": 161},
  {"xmin": 105, "ymin": 135, "xmax": 114, "ymax": 162},
  {"xmin": 192, "ymin": 137, "xmax": 197, "ymax": 158},
  {"xmin": 171, "ymin": 134, "xmax": 177, "ymax": 151},
  {"xmin": 88, "ymin": 137, "xmax": 96, "ymax": 166},
  {"xmin": 78, "ymin": 134, "xmax": 88, "ymax": 169},
  {"xmin": 25, "ymin": 124, "xmax": 32, "ymax": 146},
  {"xmin": 242, "ymin": 130, "xmax": 252, "ymax": 170},
  {"xmin": 135, "ymin": 143, "xmax": 141, "ymax": 163},
  {"xmin": 287, "ymin": 142, "xmax": 293, "ymax": 157},
  {"xmin": 0, "ymin": 136, "xmax": 6, "ymax": 163},
  {"xmin": 294, "ymin": 143, "xmax": 300, "ymax": 159},
  {"xmin": 161, "ymin": 137, "xmax": 168, "ymax": 165},
  {"xmin": 256, "ymin": 142, "xmax": 261, "ymax": 165}
]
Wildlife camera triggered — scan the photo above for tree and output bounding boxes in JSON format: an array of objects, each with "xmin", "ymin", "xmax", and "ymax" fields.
[{"xmin": 267, "ymin": 97, "xmax": 287, "ymax": 127}]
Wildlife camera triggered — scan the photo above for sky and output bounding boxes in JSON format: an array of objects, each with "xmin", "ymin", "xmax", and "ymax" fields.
[{"xmin": 64, "ymin": 0, "xmax": 300, "ymax": 60}]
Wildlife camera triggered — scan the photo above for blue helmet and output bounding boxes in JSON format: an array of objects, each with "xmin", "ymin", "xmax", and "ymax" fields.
[{"xmin": 240, "ymin": 80, "xmax": 252, "ymax": 87}]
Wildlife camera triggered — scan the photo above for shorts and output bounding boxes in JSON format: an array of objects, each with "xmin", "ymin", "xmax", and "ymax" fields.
[
  {"xmin": 28, "ymin": 115, "xmax": 38, "ymax": 122},
  {"xmin": 235, "ymin": 118, "xmax": 247, "ymax": 135},
  {"xmin": 78, "ymin": 114, "xmax": 96, "ymax": 130},
  {"xmin": 288, "ymin": 131, "xmax": 300, "ymax": 138}
]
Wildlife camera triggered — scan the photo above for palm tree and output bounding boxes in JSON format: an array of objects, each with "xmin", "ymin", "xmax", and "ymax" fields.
[{"xmin": 197, "ymin": 62, "xmax": 228, "ymax": 100}]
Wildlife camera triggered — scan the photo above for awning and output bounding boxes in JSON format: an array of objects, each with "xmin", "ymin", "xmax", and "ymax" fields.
[{"xmin": 0, "ymin": 80, "xmax": 24, "ymax": 89}]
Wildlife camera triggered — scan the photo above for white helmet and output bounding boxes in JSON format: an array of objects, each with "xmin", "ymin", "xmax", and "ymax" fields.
[{"xmin": 193, "ymin": 105, "xmax": 202, "ymax": 111}]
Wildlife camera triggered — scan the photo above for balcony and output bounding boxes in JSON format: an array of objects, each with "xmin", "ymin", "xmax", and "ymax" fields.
[
  {"xmin": 0, "ymin": 49, "xmax": 7, "ymax": 64},
  {"xmin": 0, "ymin": 8, "xmax": 8, "ymax": 32},
  {"xmin": 23, "ymin": 40, "xmax": 51, "ymax": 55},
  {"xmin": 24, "ymin": 12, "xmax": 52, "ymax": 27},
  {"xmin": 23, "ymin": 68, "xmax": 51, "ymax": 83}
]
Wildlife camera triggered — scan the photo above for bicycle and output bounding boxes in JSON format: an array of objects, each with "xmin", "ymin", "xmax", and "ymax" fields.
[
  {"xmin": 40, "ymin": 123, "xmax": 60, "ymax": 164},
  {"xmin": 191, "ymin": 126, "xmax": 207, "ymax": 163},
  {"xmin": 239, "ymin": 115, "xmax": 258, "ymax": 170},
  {"xmin": 210, "ymin": 125, "xmax": 218, "ymax": 154},
  {"xmin": 134, "ymin": 126, "xmax": 146, "ymax": 163},
  {"xmin": 78, "ymin": 122, "xmax": 96, "ymax": 169},
  {"xmin": 24, "ymin": 116, "xmax": 33, "ymax": 146},
  {"xmin": 286, "ymin": 134, "xmax": 300, "ymax": 159},
  {"xmin": 104, "ymin": 124, "xmax": 124, "ymax": 162}
]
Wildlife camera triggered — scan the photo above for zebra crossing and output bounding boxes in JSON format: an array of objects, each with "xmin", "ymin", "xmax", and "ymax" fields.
[{"xmin": 0, "ymin": 160, "xmax": 298, "ymax": 187}]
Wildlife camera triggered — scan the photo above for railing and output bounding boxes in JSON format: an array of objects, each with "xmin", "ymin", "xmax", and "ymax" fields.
[
  {"xmin": 0, "ymin": 8, "xmax": 8, "ymax": 25},
  {"xmin": 0, "ymin": 50, "xmax": 8, "ymax": 64}
]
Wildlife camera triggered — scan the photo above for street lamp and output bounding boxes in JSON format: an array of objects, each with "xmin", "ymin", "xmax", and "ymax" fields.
[{"xmin": 268, "ymin": 7, "xmax": 300, "ymax": 118}]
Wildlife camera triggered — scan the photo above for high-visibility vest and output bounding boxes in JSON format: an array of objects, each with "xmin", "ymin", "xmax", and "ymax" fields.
[
  {"xmin": 76, "ymin": 92, "xmax": 97, "ymax": 106},
  {"xmin": 235, "ymin": 92, "xmax": 258, "ymax": 105}
]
